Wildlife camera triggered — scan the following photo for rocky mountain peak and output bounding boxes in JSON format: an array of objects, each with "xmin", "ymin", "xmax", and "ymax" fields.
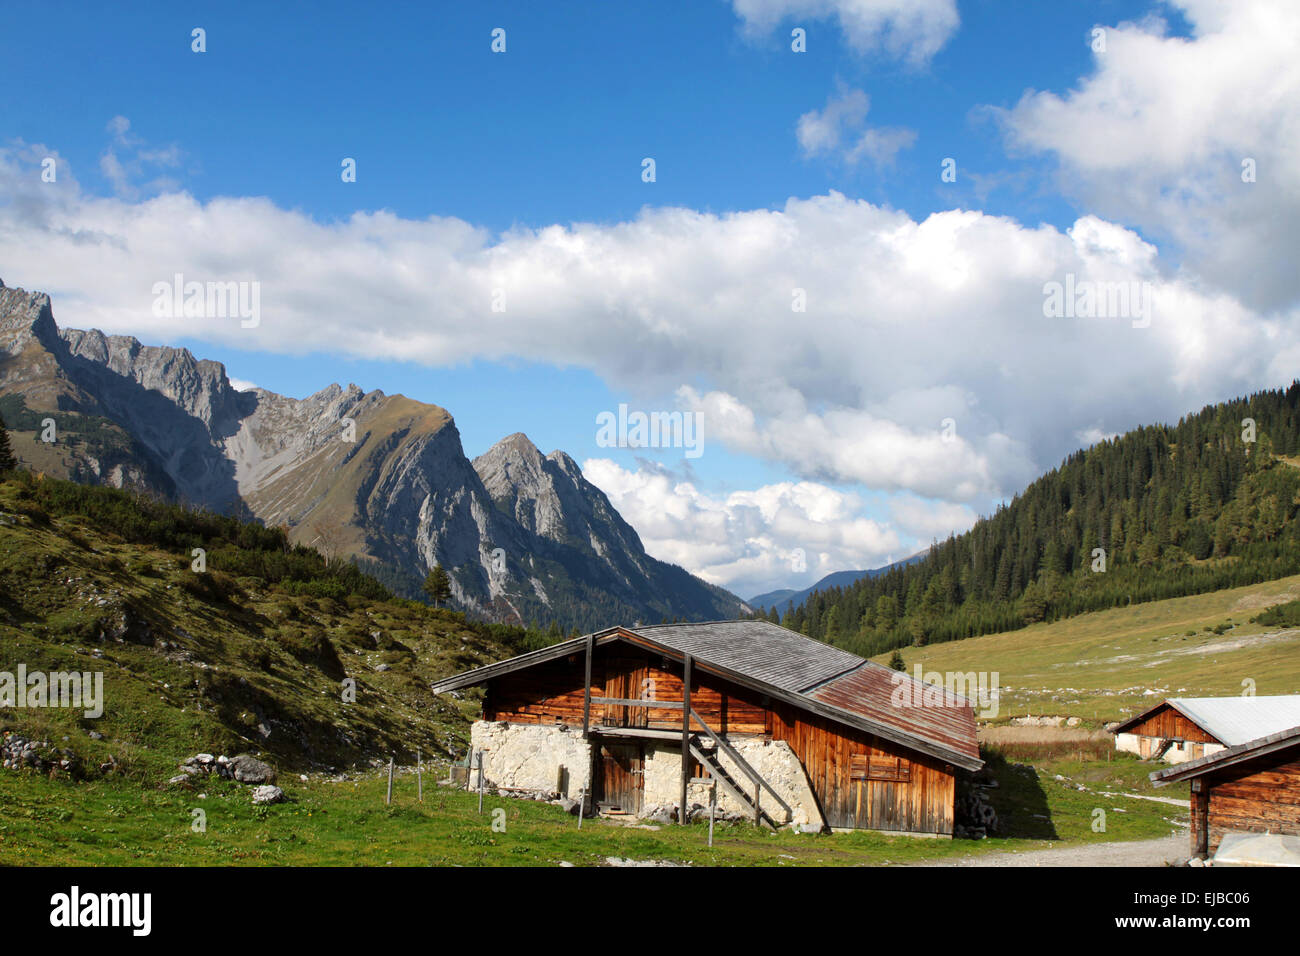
[
  {"xmin": 474, "ymin": 433, "xmax": 546, "ymax": 502},
  {"xmin": 496, "ymin": 431, "xmax": 545, "ymax": 459},
  {"xmin": 0, "ymin": 282, "xmax": 61, "ymax": 356},
  {"xmin": 472, "ymin": 430, "xmax": 646, "ymax": 564},
  {"xmin": 545, "ymin": 448, "xmax": 583, "ymax": 478},
  {"xmin": 59, "ymin": 327, "xmax": 248, "ymax": 436}
]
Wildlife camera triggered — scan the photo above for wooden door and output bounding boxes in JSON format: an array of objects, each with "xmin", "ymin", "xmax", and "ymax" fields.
[
  {"xmin": 596, "ymin": 743, "xmax": 644, "ymax": 812},
  {"xmin": 604, "ymin": 655, "xmax": 650, "ymax": 728}
]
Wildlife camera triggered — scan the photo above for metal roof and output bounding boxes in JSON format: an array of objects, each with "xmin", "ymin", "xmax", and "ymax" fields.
[
  {"xmin": 807, "ymin": 662, "xmax": 981, "ymax": 762},
  {"xmin": 1151, "ymin": 724, "xmax": 1300, "ymax": 786},
  {"xmin": 1128, "ymin": 696, "xmax": 1300, "ymax": 746},
  {"xmin": 430, "ymin": 620, "xmax": 983, "ymax": 771}
]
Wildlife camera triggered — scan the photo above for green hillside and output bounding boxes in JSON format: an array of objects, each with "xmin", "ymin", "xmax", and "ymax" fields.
[
  {"xmin": 775, "ymin": 383, "xmax": 1300, "ymax": 657},
  {"xmin": 878, "ymin": 572, "xmax": 1300, "ymax": 725},
  {"xmin": 0, "ymin": 467, "xmax": 547, "ymax": 782},
  {"xmin": 0, "ymin": 394, "xmax": 176, "ymax": 497}
]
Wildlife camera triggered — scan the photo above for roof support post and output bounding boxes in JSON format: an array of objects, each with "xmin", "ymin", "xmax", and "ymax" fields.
[
  {"xmin": 1192, "ymin": 779, "xmax": 1209, "ymax": 858},
  {"xmin": 583, "ymin": 632, "xmax": 594, "ymax": 739},
  {"xmin": 679, "ymin": 653, "xmax": 692, "ymax": 825}
]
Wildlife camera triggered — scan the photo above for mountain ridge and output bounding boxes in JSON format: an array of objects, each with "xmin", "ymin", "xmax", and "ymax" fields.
[
  {"xmin": 0, "ymin": 279, "xmax": 748, "ymax": 631},
  {"xmin": 749, "ymin": 552, "xmax": 928, "ymax": 613}
]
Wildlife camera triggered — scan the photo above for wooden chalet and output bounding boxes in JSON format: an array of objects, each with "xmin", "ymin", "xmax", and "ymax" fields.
[
  {"xmin": 1112, "ymin": 696, "xmax": 1300, "ymax": 763},
  {"xmin": 431, "ymin": 620, "xmax": 982, "ymax": 836},
  {"xmin": 1152, "ymin": 724, "xmax": 1300, "ymax": 860}
]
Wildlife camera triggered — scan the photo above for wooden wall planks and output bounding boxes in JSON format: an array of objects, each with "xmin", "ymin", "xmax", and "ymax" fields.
[
  {"xmin": 1128, "ymin": 706, "xmax": 1221, "ymax": 744},
  {"xmin": 1202, "ymin": 755, "xmax": 1300, "ymax": 854}
]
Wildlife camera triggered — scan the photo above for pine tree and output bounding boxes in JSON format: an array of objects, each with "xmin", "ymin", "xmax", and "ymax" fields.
[
  {"xmin": 422, "ymin": 564, "xmax": 452, "ymax": 608},
  {"xmin": 0, "ymin": 414, "xmax": 16, "ymax": 472},
  {"xmin": 823, "ymin": 606, "xmax": 841, "ymax": 642}
]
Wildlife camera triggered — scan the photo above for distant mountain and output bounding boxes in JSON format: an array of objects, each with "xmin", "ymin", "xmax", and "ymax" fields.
[
  {"xmin": 749, "ymin": 553, "xmax": 926, "ymax": 614},
  {"xmin": 748, "ymin": 587, "xmax": 798, "ymax": 613},
  {"xmin": 0, "ymin": 279, "xmax": 749, "ymax": 632}
]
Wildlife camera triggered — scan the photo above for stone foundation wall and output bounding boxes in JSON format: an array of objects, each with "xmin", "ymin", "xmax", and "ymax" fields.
[
  {"xmin": 469, "ymin": 721, "xmax": 592, "ymax": 800},
  {"xmin": 1114, "ymin": 732, "xmax": 1226, "ymax": 764},
  {"xmin": 642, "ymin": 737, "xmax": 825, "ymax": 831},
  {"xmin": 469, "ymin": 720, "xmax": 825, "ymax": 831}
]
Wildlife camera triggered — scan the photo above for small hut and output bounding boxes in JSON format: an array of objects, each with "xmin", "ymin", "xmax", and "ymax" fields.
[
  {"xmin": 1111, "ymin": 696, "xmax": 1300, "ymax": 763},
  {"xmin": 1152, "ymin": 724, "xmax": 1300, "ymax": 859}
]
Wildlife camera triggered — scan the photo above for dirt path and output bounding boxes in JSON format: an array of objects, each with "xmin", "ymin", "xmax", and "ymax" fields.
[{"xmin": 920, "ymin": 834, "xmax": 1186, "ymax": 867}]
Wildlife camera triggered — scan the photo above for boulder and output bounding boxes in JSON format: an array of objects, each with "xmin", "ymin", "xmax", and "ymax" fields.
[
  {"xmin": 250, "ymin": 785, "xmax": 284, "ymax": 805},
  {"xmin": 229, "ymin": 754, "xmax": 277, "ymax": 784},
  {"xmin": 641, "ymin": 805, "xmax": 676, "ymax": 825}
]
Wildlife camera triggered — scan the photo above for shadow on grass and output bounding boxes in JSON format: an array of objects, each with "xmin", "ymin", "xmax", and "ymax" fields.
[{"xmin": 978, "ymin": 750, "xmax": 1060, "ymax": 841}]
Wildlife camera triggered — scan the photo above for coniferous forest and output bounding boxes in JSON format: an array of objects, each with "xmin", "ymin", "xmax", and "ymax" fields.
[{"xmin": 766, "ymin": 383, "xmax": 1300, "ymax": 657}]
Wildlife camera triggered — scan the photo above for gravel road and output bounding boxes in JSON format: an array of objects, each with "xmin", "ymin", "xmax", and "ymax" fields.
[{"xmin": 920, "ymin": 834, "xmax": 1186, "ymax": 867}]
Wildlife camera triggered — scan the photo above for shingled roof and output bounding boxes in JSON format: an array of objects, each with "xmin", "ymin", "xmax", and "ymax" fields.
[
  {"xmin": 431, "ymin": 619, "xmax": 982, "ymax": 771},
  {"xmin": 629, "ymin": 620, "xmax": 865, "ymax": 693}
]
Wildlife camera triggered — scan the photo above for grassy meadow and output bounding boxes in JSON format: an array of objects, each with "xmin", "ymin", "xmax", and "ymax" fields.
[
  {"xmin": 0, "ymin": 751, "xmax": 1181, "ymax": 867},
  {"xmin": 878, "ymin": 573, "xmax": 1300, "ymax": 725}
]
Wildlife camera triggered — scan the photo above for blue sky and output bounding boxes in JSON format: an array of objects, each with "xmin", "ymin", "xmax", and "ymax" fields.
[
  {"xmin": 1, "ymin": 0, "xmax": 1293, "ymax": 598},
  {"xmin": 5, "ymin": 1, "xmax": 1137, "ymax": 229}
]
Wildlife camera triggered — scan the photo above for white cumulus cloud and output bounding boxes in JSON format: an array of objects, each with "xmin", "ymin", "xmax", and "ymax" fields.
[
  {"xmin": 0, "ymin": 152, "xmax": 1294, "ymax": 510},
  {"xmin": 731, "ymin": 0, "xmax": 959, "ymax": 63},
  {"xmin": 999, "ymin": 0, "xmax": 1300, "ymax": 312},
  {"xmin": 797, "ymin": 85, "xmax": 917, "ymax": 167},
  {"xmin": 583, "ymin": 458, "xmax": 902, "ymax": 597}
]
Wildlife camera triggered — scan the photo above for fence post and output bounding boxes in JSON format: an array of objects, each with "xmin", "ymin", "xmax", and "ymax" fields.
[
  {"xmin": 417, "ymin": 747, "xmax": 423, "ymax": 803},
  {"xmin": 386, "ymin": 756, "xmax": 394, "ymax": 806},
  {"xmin": 476, "ymin": 751, "xmax": 484, "ymax": 814},
  {"xmin": 679, "ymin": 653, "xmax": 692, "ymax": 825},
  {"xmin": 577, "ymin": 786, "xmax": 586, "ymax": 829},
  {"xmin": 708, "ymin": 779, "xmax": 717, "ymax": 848}
]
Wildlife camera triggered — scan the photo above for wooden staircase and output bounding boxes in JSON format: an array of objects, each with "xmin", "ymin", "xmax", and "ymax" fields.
[
  {"xmin": 688, "ymin": 736, "xmax": 777, "ymax": 830},
  {"xmin": 687, "ymin": 707, "xmax": 791, "ymax": 830},
  {"xmin": 584, "ymin": 648, "xmax": 793, "ymax": 829}
]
